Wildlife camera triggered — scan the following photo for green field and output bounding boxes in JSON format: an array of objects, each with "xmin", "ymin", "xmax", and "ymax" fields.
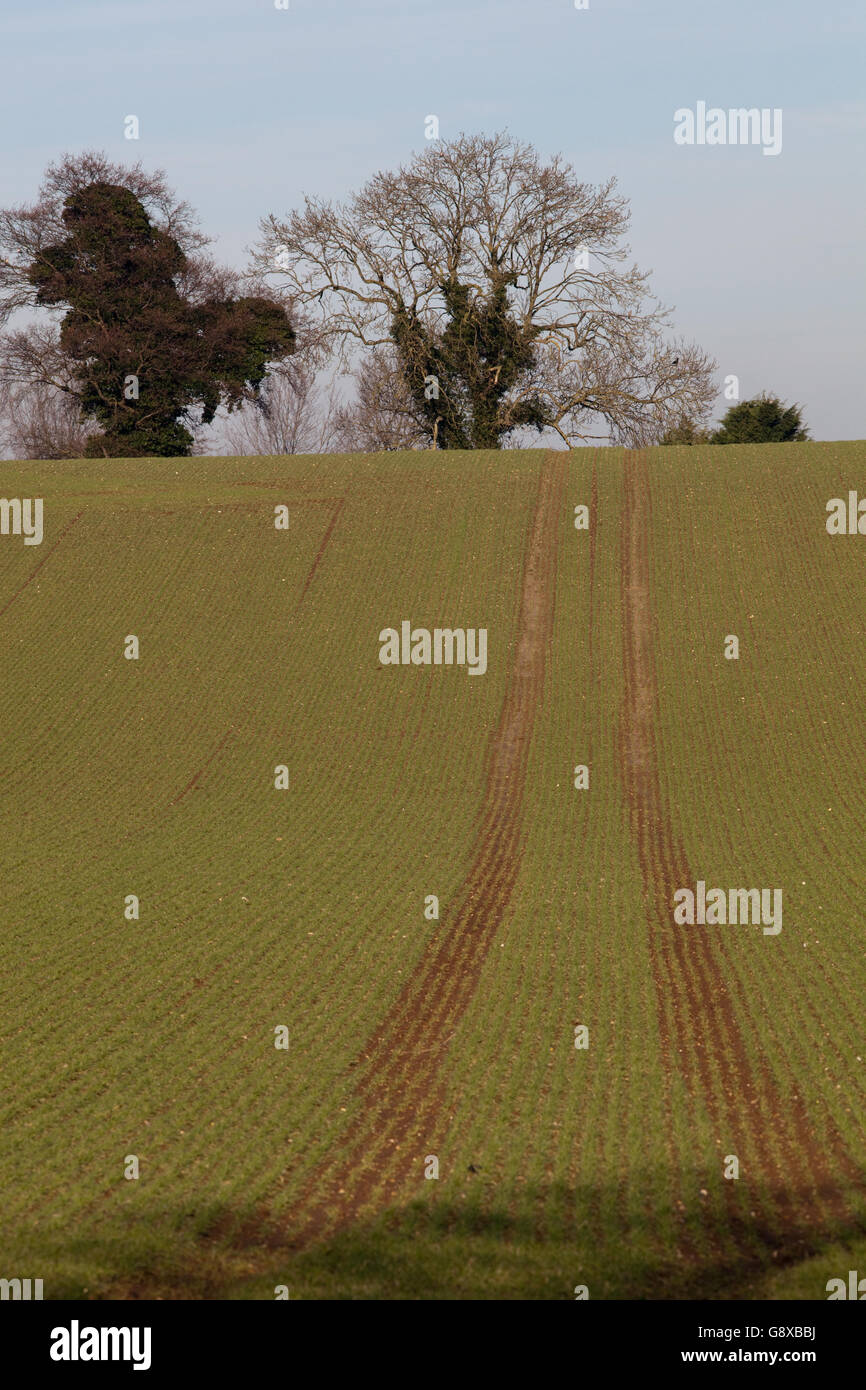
[{"xmin": 2, "ymin": 443, "xmax": 865, "ymax": 1300}]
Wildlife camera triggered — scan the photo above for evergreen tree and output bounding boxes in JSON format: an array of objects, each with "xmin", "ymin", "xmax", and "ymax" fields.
[{"xmin": 711, "ymin": 393, "xmax": 809, "ymax": 444}]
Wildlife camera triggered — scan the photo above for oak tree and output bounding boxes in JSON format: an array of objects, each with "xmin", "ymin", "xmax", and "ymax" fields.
[{"xmin": 256, "ymin": 132, "xmax": 716, "ymax": 449}]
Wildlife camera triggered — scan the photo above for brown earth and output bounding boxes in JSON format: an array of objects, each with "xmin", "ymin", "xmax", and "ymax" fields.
[
  {"xmin": 296, "ymin": 498, "xmax": 345, "ymax": 606},
  {"xmin": 99, "ymin": 451, "xmax": 866, "ymax": 1296},
  {"xmin": 248, "ymin": 450, "xmax": 568, "ymax": 1249},
  {"xmin": 618, "ymin": 449, "xmax": 863, "ymax": 1262}
]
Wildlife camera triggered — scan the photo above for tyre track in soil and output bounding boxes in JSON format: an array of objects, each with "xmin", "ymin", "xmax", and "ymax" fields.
[
  {"xmin": 249, "ymin": 451, "xmax": 568, "ymax": 1251},
  {"xmin": 618, "ymin": 449, "xmax": 863, "ymax": 1268}
]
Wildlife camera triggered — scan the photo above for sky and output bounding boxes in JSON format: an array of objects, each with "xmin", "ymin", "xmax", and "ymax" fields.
[{"xmin": 1, "ymin": 0, "xmax": 864, "ymax": 440}]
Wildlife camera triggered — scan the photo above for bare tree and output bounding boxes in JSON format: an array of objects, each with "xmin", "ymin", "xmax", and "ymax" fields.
[
  {"xmin": 0, "ymin": 321, "xmax": 93, "ymax": 456},
  {"xmin": 330, "ymin": 346, "xmax": 429, "ymax": 451},
  {"xmin": 0, "ymin": 373, "xmax": 96, "ymax": 458},
  {"xmin": 219, "ymin": 357, "xmax": 341, "ymax": 455},
  {"xmin": 253, "ymin": 131, "xmax": 716, "ymax": 449}
]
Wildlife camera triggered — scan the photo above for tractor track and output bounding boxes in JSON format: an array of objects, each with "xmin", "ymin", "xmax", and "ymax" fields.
[
  {"xmin": 618, "ymin": 450, "xmax": 863, "ymax": 1265},
  {"xmin": 251, "ymin": 451, "xmax": 567, "ymax": 1249}
]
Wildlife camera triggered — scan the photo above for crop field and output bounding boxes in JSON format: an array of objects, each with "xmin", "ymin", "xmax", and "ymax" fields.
[{"xmin": 1, "ymin": 442, "xmax": 865, "ymax": 1300}]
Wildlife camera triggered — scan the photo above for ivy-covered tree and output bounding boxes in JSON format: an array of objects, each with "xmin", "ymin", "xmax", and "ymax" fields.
[
  {"xmin": 390, "ymin": 273, "xmax": 545, "ymax": 448},
  {"xmin": 0, "ymin": 153, "xmax": 295, "ymax": 457},
  {"xmin": 711, "ymin": 393, "xmax": 809, "ymax": 444},
  {"xmin": 257, "ymin": 132, "xmax": 716, "ymax": 449}
]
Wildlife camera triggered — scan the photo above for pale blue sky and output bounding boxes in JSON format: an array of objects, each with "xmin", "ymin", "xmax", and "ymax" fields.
[{"xmin": 1, "ymin": 0, "xmax": 863, "ymax": 438}]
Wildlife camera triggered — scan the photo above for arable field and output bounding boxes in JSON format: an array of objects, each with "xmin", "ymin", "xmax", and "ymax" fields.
[{"xmin": 1, "ymin": 443, "xmax": 865, "ymax": 1300}]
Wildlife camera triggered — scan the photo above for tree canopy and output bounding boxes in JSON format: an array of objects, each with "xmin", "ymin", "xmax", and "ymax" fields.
[
  {"xmin": 0, "ymin": 153, "xmax": 295, "ymax": 457},
  {"xmin": 711, "ymin": 393, "xmax": 810, "ymax": 444},
  {"xmin": 255, "ymin": 131, "xmax": 716, "ymax": 448}
]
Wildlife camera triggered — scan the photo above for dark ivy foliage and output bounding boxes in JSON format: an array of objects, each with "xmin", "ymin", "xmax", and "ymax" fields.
[
  {"xmin": 28, "ymin": 182, "xmax": 295, "ymax": 457},
  {"xmin": 390, "ymin": 273, "xmax": 547, "ymax": 449}
]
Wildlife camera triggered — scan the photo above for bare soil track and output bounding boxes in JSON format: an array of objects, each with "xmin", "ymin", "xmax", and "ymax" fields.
[
  {"xmin": 618, "ymin": 450, "xmax": 863, "ymax": 1264},
  {"xmin": 105, "ymin": 452, "xmax": 865, "ymax": 1296},
  {"xmin": 254, "ymin": 451, "xmax": 567, "ymax": 1248},
  {"xmin": 296, "ymin": 497, "xmax": 345, "ymax": 607}
]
